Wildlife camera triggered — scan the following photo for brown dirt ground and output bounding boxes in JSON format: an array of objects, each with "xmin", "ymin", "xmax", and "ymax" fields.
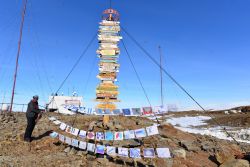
[{"xmin": 0, "ymin": 111, "xmax": 249, "ymax": 167}]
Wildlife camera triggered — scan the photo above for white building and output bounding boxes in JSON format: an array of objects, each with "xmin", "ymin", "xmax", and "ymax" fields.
[{"xmin": 47, "ymin": 95, "xmax": 84, "ymax": 115}]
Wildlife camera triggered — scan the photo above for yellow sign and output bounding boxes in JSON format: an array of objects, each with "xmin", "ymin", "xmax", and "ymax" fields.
[{"xmin": 100, "ymin": 50, "xmax": 116, "ymax": 55}]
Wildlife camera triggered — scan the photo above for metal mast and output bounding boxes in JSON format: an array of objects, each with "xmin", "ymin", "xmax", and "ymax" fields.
[
  {"xmin": 158, "ymin": 46, "xmax": 164, "ymax": 108},
  {"xmin": 9, "ymin": 0, "xmax": 28, "ymax": 112}
]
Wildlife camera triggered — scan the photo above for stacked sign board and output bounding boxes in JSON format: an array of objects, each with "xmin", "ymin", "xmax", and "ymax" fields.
[{"xmin": 96, "ymin": 13, "xmax": 122, "ymax": 111}]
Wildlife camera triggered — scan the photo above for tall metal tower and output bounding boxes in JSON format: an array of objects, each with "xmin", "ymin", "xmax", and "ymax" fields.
[{"xmin": 96, "ymin": 9, "xmax": 122, "ymax": 112}]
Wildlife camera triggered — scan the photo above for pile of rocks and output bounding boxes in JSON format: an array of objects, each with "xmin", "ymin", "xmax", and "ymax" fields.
[
  {"xmin": 1, "ymin": 112, "xmax": 250, "ymax": 167},
  {"xmin": 0, "ymin": 112, "xmax": 18, "ymax": 126},
  {"xmin": 216, "ymin": 152, "xmax": 249, "ymax": 167}
]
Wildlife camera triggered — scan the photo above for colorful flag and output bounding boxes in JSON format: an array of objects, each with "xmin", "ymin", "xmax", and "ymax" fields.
[
  {"xmin": 113, "ymin": 109, "xmax": 121, "ymax": 115},
  {"xmin": 118, "ymin": 148, "xmax": 128, "ymax": 157},
  {"xmin": 130, "ymin": 148, "xmax": 141, "ymax": 158},
  {"xmin": 71, "ymin": 128, "xmax": 80, "ymax": 136},
  {"xmin": 122, "ymin": 108, "xmax": 131, "ymax": 116},
  {"xmin": 156, "ymin": 148, "xmax": 171, "ymax": 158},
  {"xmin": 107, "ymin": 146, "xmax": 116, "ymax": 156},
  {"xmin": 143, "ymin": 148, "xmax": 155, "ymax": 158},
  {"xmin": 87, "ymin": 132, "xmax": 95, "ymax": 140},
  {"xmin": 142, "ymin": 107, "xmax": 153, "ymax": 115},
  {"xmin": 124, "ymin": 130, "xmax": 135, "ymax": 139},
  {"xmin": 114, "ymin": 132, "xmax": 123, "ymax": 140},
  {"xmin": 59, "ymin": 134, "xmax": 65, "ymax": 143},
  {"xmin": 95, "ymin": 108, "xmax": 103, "ymax": 115},
  {"xmin": 50, "ymin": 132, "xmax": 58, "ymax": 138},
  {"xmin": 79, "ymin": 141, "xmax": 87, "ymax": 150},
  {"xmin": 86, "ymin": 108, "xmax": 94, "ymax": 115},
  {"xmin": 96, "ymin": 132, "xmax": 104, "ymax": 140},
  {"xmin": 59, "ymin": 123, "xmax": 67, "ymax": 130},
  {"xmin": 104, "ymin": 109, "xmax": 111, "ymax": 114},
  {"xmin": 154, "ymin": 106, "xmax": 167, "ymax": 114},
  {"xmin": 146, "ymin": 125, "xmax": 159, "ymax": 136},
  {"xmin": 96, "ymin": 145, "xmax": 105, "ymax": 154},
  {"xmin": 153, "ymin": 106, "xmax": 162, "ymax": 114},
  {"xmin": 131, "ymin": 108, "xmax": 142, "ymax": 116},
  {"xmin": 87, "ymin": 143, "xmax": 95, "ymax": 152},
  {"xmin": 134, "ymin": 128, "xmax": 147, "ymax": 138},
  {"xmin": 105, "ymin": 131, "xmax": 114, "ymax": 140},
  {"xmin": 65, "ymin": 137, "xmax": 72, "ymax": 145},
  {"xmin": 79, "ymin": 130, "xmax": 87, "ymax": 138},
  {"xmin": 72, "ymin": 139, "xmax": 79, "ymax": 147}
]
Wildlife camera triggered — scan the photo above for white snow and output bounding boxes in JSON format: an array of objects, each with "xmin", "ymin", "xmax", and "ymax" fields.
[
  {"xmin": 166, "ymin": 116, "xmax": 250, "ymax": 144},
  {"xmin": 166, "ymin": 116, "xmax": 211, "ymax": 127}
]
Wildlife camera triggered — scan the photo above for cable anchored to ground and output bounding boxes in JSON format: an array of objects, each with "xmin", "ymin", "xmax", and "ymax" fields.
[
  {"xmin": 120, "ymin": 35, "xmax": 161, "ymax": 125},
  {"xmin": 121, "ymin": 26, "xmax": 244, "ymax": 150},
  {"xmin": 46, "ymin": 33, "xmax": 97, "ymax": 108}
]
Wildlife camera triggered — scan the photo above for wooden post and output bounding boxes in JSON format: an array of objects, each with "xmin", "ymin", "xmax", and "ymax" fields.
[{"xmin": 103, "ymin": 115, "xmax": 110, "ymax": 125}]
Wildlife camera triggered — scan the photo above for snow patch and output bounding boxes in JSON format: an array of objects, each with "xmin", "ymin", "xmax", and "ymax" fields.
[
  {"xmin": 166, "ymin": 116, "xmax": 211, "ymax": 127},
  {"xmin": 166, "ymin": 116, "xmax": 250, "ymax": 144}
]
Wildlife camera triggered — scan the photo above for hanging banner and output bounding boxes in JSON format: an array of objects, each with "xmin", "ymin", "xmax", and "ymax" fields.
[
  {"xmin": 124, "ymin": 130, "xmax": 135, "ymax": 139},
  {"xmin": 96, "ymin": 132, "xmax": 105, "ymax": 140},
  {"xmin": 96, "ymin": 145, "xmax": 105, "ymax": 154},
  {"xmin": 79, "ymin": 141, "xmax": 87, "ymax": 150},
  {"xmin": 65, "ymin": 126, "xmax": 73, "ymax": 134},
  {"xmin": 52, "ymin": 132, "xmax": 172, "ymax": 159},
  {"xmin": 107, "ymin": 146, "xmax": 116, "ymax": 156},
  {"xmin": 118, "ymin": 147, "xmax": 129, "ymax": 157},
  {"xmin": 87, "ymin": 132, "xmax": 95, "ymax": 140},
  {"xmin": 122, "ymin": 108, "xmax": 132, "ymax": 116},
  {"xmin": 134, "ymin": 128, "xmax": 147, "ymax": 138},
  {"xmin": 65, "ymin": 136, "xmax": 72, "ymax": 145},
  {"xmin": 87, "ymin": 143, "xmax": 95, "ymax": 152},
  {"xmin": 59, "ymin": 134, "xmax": 65, "ymax": 143},
  {"xmin": 113, "ymin": 109, "xmax": 122, "ymax": 115},
  {"xmin": 105, "ymin": 131, "xmax": 114, "ymax": 141},
  {"xmin": 142, "ymin": 107, "xmax": 153, "ymax": 115},
  {"xmin": 79, "ymin": 130, "xmax": 87, "ymax": 138},
  {"xmin": 72, "ymin": 139, "xmax": 79, "ymax": 147},
  {"xmin": 114, "ymin": 132, "xmax": 124, "ymax": 140},
  {"xmin": 143, "ymin": 148, "xmax": 155, "ymax": 158},
  {"xmin": 50, "ymin": 118, "xmax": 160, "ymax": 141},
  {"xmin": 131, "ymin": 108, "xmax": 142, "ymax": 116},
  {"xmin": 130, "ymin": 148, "xmax": 141, "ymax": 158},
  {"xmin": 156, "ymin": 148, "xmax": 171, "ymax": 158},
  {"xmin": 60, "ymin": 123, "xmax": 67, "ymax": 131},
  {"xmin": 50, "ymin": 132, "xmax": 58, "ymax": 138},
  {"xmin": 146, "ymin": 125, "xmax": 159, "ymax": 136},
  {"xmin": 71, "ymin": 128, "xmax": 79, "ymax": 136}
]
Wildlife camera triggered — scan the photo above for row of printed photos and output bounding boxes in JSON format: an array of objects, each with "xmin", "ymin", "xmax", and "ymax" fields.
[
  {"xmin": 60, "ymin": 106, "xmax": 167, "ymax": 115},
  {"xmin": 48, "ymin": 117, "xmax": 159, "ymax": 140},
  {"xmin": 50, "ymin": 132, "xmax": 171, "ymax": 158}
]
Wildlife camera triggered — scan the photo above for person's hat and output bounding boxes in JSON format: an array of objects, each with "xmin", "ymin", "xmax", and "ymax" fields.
[{"xmin": 33, "ymin": 95, "xmax": 39, "ymax": 100}]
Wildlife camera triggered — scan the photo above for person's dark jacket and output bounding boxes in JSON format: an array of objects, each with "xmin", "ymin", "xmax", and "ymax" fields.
[{"xmin": 26, "ymin": 100, "xmax": 40, "ymax": 118}]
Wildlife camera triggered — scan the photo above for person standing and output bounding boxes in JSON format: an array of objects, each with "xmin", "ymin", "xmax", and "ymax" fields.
[{"xmin": 24, "ymin": 95, "xmax": 41, "ymax": 142}]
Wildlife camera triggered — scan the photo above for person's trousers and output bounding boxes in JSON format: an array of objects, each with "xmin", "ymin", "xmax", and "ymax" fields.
[{"xmin": 24, "ymin": 116, "xmax": 36, "ymax": 140}]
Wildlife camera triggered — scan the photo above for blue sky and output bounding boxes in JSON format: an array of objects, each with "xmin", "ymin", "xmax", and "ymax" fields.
[{"xmin": 0, "ymin": 0, "xmax": 250, "ymax": 110}]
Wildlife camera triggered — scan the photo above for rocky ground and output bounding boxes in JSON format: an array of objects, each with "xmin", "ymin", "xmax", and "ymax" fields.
[
  {"xmin": 166, "ymin": 107, "xmax": 250, "ymax": 128},
  {"xmin": 0, "ymin": 111, "xmax": 249, "ymax": 167}
]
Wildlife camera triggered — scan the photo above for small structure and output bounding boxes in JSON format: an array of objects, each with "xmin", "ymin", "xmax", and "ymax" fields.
[{"xmin": 47, "ymin": 95, "xmax": 84, "ymax": 115}]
